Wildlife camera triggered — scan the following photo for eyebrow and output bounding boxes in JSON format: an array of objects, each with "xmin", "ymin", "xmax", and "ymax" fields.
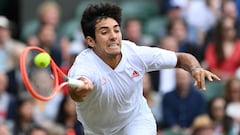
[{"xmin": 98, "ymin": 25, "xmax": 120, "ymax": 30}]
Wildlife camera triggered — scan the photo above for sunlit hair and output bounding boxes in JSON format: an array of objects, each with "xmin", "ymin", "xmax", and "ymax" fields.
[
  {"xmin": 37, "ymin": 1, "xmax": 60, "ymax": 19},
  {"xmin": 81, "ymin": 2, "xmax": 122, "ymax": 39}
]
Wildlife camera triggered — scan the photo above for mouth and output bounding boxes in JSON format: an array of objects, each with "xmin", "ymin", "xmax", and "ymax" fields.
[{"xmin": 108, "ymin": 43, "xmax": 119, "ymax": 49}]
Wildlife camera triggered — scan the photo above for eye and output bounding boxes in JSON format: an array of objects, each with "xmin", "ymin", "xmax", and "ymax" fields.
[
  {"xmin": 114, "ymin": 29, "xmax": 120, "ymax": 33},
  {"xmin": 101, "ymin": 31, "xmax": 107, "ymax": 35}
]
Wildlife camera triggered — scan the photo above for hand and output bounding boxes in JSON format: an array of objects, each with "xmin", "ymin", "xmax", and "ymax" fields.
[
  {"xmin": 191, "ymin": 68, "xmax": 221, "ymax": 90},
  {"xmin": 69, "ymin": 77, "xmax": 94, "ymax": 102}
]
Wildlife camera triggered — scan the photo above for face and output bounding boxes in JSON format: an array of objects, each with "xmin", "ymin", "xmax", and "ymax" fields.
[
  {"xmin": 160, "ymin": 36, "xmax": 178, "ymax": 52},
  {"xmin": 222, "ymin": 18, "xmax": 235, "ymax": 40},
  {"xmin": 39, "ymin": 26, "xmax": 56, "ymax": 46},
  {"xmin": 176, "ymin": 69, "xmax": 190, "ymax": 91},
  {"xmin": 124, "ymin": 20, "xmax": 141, "ymax": 42},
  {"xmin": 19, "ymin": 100, "xmax": 34, "ymax": 120},
  {"xmin": 171, "ymin": 21, "xmax": 186, "ymax": 42},
  {"xmin": 211, "ymin": 98, "xmax": 226, "ymax": 121},
  {"xmin": 41, "ymin": 6, "xmax": 59, "ymax": 26},
  {"xmin": 223, "ymin": 1, "xmax": 237, "ymax": 19},
  {"xmin": 87, "ymin": 18, "xmax": 122, "ymax": 60},
  {"xmin": 0, "ymin": 124, "xmax": 10, "ymax": 135},
  {"xmin": 0, "ymin": 27, "xmax": 10, "ymax": 44},
  {"xmin": 228, "ymin": 79, "xmax": 240, "ymax": 102}
]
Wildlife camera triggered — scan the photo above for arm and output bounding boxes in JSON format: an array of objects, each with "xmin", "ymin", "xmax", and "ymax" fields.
[
  {"xmin": 68, "ymin": 77, "xmax": 94, "ymax": 102},
  {"xmin": 175, "ymin": 52, "xmax": 220, "ymax": 90}
]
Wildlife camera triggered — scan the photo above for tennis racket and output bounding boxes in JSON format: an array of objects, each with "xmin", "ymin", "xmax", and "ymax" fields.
[{"xmin": 20, "ymin": 46, "xmax": 83, "ymax": 101}]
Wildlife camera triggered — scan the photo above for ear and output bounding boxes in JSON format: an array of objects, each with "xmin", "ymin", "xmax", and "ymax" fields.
[{"xmin": 86, "ymin": 36, "xmax": 96, "ymax": 48}]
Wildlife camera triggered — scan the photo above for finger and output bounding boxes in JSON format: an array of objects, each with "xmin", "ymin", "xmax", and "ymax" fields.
[
  {"xmin": 212, "ymin": 74, "xmax": 221, "ymax": 80},
  {"xmin": 194, "ymin": 80, "xmax": 198, "ymax": 86},
  {"xmin": 193, "ymin": 72, "xmax": 201, "ymax": 89},
  {"xmin": 200, "ymin": 71, "xmax": 206, "ymax": 90},
  {"xmin": 207, "ymin": 74, "xmax": 213, "ymax": 82}
]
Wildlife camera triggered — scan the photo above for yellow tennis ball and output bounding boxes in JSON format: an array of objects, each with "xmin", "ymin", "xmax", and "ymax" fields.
[{"xmin": 34, "ymin": 52, "xmax": 51, "ymax": 68}]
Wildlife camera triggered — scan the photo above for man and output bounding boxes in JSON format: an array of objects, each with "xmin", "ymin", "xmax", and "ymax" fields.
[
  {"xmin": 68, "ymin": 3, "xmax": 220, "ymax": 135},
  {"xmin": 0, "ymin": 16, "xmax": 26, "ymax": 96},
  {"xmin": 162, "ymin": 69, "xmax": 206, "ymax": 131},
  {"xmin": 123, "ymin": 17, "xmax": 153, "ymax": 46}
]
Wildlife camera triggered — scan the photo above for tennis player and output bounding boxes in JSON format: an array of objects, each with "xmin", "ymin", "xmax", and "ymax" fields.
[{"xmin": 68, "ymin": 2, "xmax": 220, "ymax": 135}]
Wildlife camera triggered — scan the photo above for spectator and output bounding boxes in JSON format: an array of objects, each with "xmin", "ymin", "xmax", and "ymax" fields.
[
  {"xmin": 0, "ymin": 16, "xmax": 26, "ymax": 96},
  {"xmin": 27, "ymin": 124, "xmax": 48, "ymax": 135},
  {"xmin": 0, "ymin": 121, "xmax": 11, "ymax": 135},
  {"xmin": 0, "ymin": 16, "xmax": 25, "ymax": 72},
  {"xmin": 55, "ymin": 95, "xmax": 84, "ymax": 135},
  {"xmin": 35, "ymin": 25, "xmax": 63, "ymax": 66},
  {"xmin": 143, "ymin": 73, "xmax": 161, "ymax": 124},
  {"xmin": 0, "ymin": 72, "xmax": 17, "ymax": 122},
  {"xmin": 149, "ymin": 35, "xmax": 179, "ymax": 129},
  {"xmin": 207, "ymin": 97, "xmax": 227, "ymax": 134},
  {"xmin": 150, "ymin": 35, "xmax": 178, "ymax": 94},
  {"xmin": 224, "ymin": 76, "xmax": 240, "ymax": 103},
  {"xmin": 222, "ymin": 0, "xmax": 239, "ymax": 24},
  {"xmin": 26, "ymin": 1, "xmax": 70, "ymax": 66},
  {"xmin": 204, "ymin": 17, "xmax": 240, "ymax": 81},
  {"xmin": 167, "ymin": 18, "xmax": 201, "ymax": 61},
  {"xmin": 192, "ymin": 114, "xmax": 214, "ymax": 135},
  {"xmin": 162, "ymin": 69, "xmax": 206, "ymax": 132},
  {"xmin": 60, "ymin": 41, "xmax": 86, "ymax": 95},
  {"xmin": 12, "ymin": 95, "xmax": 36, "ymax": 135},
  {"xmin": 223, "ymin": 76, "xmax": 240, "ymax": 135},
  {"xmin": 184, "ymin": 0, "xmax": 219, "ymax": 33},
  {"xmin": 123, "ymin": 17, "xmax": 154, "ymax": 46}
]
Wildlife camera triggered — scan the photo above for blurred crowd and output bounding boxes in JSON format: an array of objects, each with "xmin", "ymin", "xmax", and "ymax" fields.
[{"xmin": 0, "ymin": 0, "xmax": 240, "ymax": 135}]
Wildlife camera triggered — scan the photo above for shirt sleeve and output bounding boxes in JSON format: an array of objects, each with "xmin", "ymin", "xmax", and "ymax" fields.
[
  {"xmin": 134, "ymin": 45, "xmax": 177, "ymax": 72},
  {"xmin": 68, "ymin": 54, "xmax": 96, "ymax": 82}
]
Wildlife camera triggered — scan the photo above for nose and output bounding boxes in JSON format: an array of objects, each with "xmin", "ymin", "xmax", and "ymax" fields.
[{"xmin": 109, "ymin": 30, "xmax": 117, "ymax": 41}]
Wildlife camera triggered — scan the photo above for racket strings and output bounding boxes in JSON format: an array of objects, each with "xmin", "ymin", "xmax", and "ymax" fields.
[{"xmin": 20, "ymin": 46, "xmax": 64, "ymax": 101}]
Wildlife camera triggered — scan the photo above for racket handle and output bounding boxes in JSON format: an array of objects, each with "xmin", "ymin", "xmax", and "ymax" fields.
[{"xmin": 68, "ymin": 78, "xmax": 84, "ymax": 87}]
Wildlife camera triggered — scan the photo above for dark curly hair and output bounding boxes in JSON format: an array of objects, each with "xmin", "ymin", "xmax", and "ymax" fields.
[{"xmin": 81, "ymin": 2, "xmax": 122, "ymax": 39}]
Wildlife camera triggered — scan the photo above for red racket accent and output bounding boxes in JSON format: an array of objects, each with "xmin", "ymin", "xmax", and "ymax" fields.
[{"xmin": 20, "ymin": 46, "xmax": 67, "ymax": 101}]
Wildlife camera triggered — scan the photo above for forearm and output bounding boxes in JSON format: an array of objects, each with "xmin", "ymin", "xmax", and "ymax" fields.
[
  {"xmin": 175, "ymin": 52, "xmax": 220, "ymax": 90},
  {"xmin": 175, "ymin": 52, "xmax": 201, "ymax": 73}
]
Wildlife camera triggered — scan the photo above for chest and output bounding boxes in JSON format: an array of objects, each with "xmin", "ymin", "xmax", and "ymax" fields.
[{"xmin": 94, "ymin": 63, "xmax": 145, "ymax": 101}]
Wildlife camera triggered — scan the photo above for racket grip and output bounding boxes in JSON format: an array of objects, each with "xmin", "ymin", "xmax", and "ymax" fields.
[{"xmin": 68, "ymin": 78, "xmax": 84, "ymax": 87}]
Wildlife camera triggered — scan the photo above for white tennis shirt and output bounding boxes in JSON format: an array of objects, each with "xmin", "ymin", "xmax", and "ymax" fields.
[{"xmin": 68, "ymin": 40, "xmax": 177, "ymax": 134}]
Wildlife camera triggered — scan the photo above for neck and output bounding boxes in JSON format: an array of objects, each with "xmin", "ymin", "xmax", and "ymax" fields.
[
  {"xmin": 97, "ymin": 52, "xmax": 122, "ymax": 69},
  {"xmin": 107, "ymin": 56, "xmax": 122, "ymax": 69},
  {"xmin": 178, "ymin": 88, "xmax": 189, "ymax": 98}
]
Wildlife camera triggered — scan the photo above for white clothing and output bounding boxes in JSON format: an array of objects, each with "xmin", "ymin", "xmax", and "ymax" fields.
[
  {"xmin": 68, "ymin": 40, "xmax": 177, "ymax": 135},
  {"xmin": 0, "ymin": 92, "xmax": 10, "ymax": 121},
  {"xmin": 184, "ymin": 1, "xmax": 217, "ymax": 32},
  {"xmin": 159, "ymin": 69, "xmax": 176, "ymax": 95}
]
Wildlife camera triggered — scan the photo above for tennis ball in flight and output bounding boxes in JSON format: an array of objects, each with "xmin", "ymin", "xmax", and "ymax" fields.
[{"xmin": 34, "ymin": 52, "xmax": 51, "ymax": 68}]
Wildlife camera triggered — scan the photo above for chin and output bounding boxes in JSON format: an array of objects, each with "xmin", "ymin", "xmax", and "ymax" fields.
[{"xmin": 108, "ymin": 51, "xmax": 121, "ymax": 57}]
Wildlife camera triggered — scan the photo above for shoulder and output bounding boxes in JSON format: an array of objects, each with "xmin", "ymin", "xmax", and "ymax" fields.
[
  {"xmin": 121, "ymin": 40, "xmax": 138, "ymax": 50},
  {"xmin": 11, "ymin": 39, "xmax": 26, "ymax": 47},
  {"xmin": 190, "ymin": 88, "xmax": 205, "ymax": 100},
  {"xmin": 122, "ymin": 40, "xmax": 137, "ymax": 46},
  {"xmin": 163, "ymin": 90, "xmax": 176, "ymax": 100},
  {"xmin": 75, "ymin": 49, "xmax": 92, "ymax": 62}
]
